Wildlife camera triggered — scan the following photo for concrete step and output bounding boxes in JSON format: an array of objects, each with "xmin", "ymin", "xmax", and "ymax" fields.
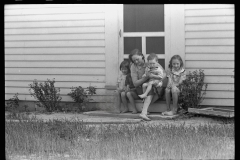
[
  {"xmin": 120, "ymin": 100, "xmax": 172, "ymax": 113},
  {"xmin": 83, "ymin": 110, "xmax": 179, "ymax": 120}
]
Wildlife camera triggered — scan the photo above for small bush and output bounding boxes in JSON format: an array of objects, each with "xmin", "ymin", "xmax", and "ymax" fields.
[
  {"xmin": 29, "ymin": 79, "xmax": 62, "ymax": 112},
  {"xmin": 67, "ymin": 86, "xmax": 96, "ymax": 112},
  {"xmin": 178, "ymin": 69, "xmax": 208, "ymax": 110},
  {"xmin": 5, "ymin": 93, "xmax": 19, "ymax": 111}
]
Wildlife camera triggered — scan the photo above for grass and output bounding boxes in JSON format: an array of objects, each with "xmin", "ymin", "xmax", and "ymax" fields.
[{"xmin": 6, "ymin": 114, "xmax": 234, "ymax": 160}]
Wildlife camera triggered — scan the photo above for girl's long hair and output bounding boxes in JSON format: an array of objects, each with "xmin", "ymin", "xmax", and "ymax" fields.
[{"xmin": 168, "ymin": 55, "xmax": 184, "ymax": 69}]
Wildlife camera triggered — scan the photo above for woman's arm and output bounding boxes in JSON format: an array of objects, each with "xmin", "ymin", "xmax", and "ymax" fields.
[{"xmin": 131, "ymin": 64, "xmax": 149, "ymax": 87}]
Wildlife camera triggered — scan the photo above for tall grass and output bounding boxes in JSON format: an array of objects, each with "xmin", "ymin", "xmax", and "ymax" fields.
[{"xmin": 6, "ymin": 118, "xmax": 234, "ymax": 159}]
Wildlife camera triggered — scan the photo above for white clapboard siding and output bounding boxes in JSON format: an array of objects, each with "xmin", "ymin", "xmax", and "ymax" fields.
[
  {"xmin": 5, "ymin": 68, "xmax": 105, "ymax": 75},
  {"xmin": 185, "ymin": 31, "xmax": 234, "ymax": 39},
  {"xmin": 5, "ymin": 27, "xmax": 104, "ymax": 35},
  {"xmin": 5, "ymin": 4, "xmax": 108, "ymax": 102},
  {"xmin": 186, "ymin": 69, "xmax": 234, "ymax": 76},
  {"xmin": 5, "ymin": 6, "xmax": 104, "ymax": 15},
  {"xmin": 186, "ymin": 46, "xmax": 234, "ymax": 53},
  {"xmin": 6, "ymin": 87, "xmax": 107, "ymax": 95},
  {"xmin": 185, "ymin": 4, "xmax": 234, "ymax": 106},
  {"xmin": 5, "ymin": 75, "xmax": 105, "ymax": 82},
  {"xmin": 5, "ymin": 81, "xmax": 106, "ymax": 89},
  {"xmin": 5, "ymin": 4, "xmax": 105, "ymax": 10},
  {"xmin": 5, "ymin": 20, "xmax": 105, "ymax": 29},
  {"xmin": 5, "ymin": 94, "xmax": 114, "ymax": 103},
  {"xmin": 185, "ymin": 8, "xmax": 234, "ymax": 17},
  {"xmin": 185, "ymin": 54, "xmax": 234, "ymax": 61},
  {"xmin": 186, "ymin": 61, "xmax": 234, "ymax": 68},
  {"xmin": 186, "ymin": 39, "xmax": 234, "ymax": 46},
  {"xmin": 185, "ymin": 4, "xmax": 234, "ymax": 10},
  {"xmin": 185, "ymin": 16, "xmax": 234, "ymax": 24},
  {"xmin": 5, "ymin": 40, "xmax": 105, "ymax": 48},
  {"xmin": 185, "ymin": 24, "xmax": 234, "ymax": 31},
  {"xmin": 5, "ymin": 48, "xmax": 105, "ymax": 54},
  {"xmin": 5, "ymin": 34, "xmax": 105, "ymax": 41},
  {"xmin": 5, "ymin": 13, "xmax": 105, "ymax": 22},
  {"xmin": 5, "ymin": 61, "xmax": 105, "ymax": 68}
]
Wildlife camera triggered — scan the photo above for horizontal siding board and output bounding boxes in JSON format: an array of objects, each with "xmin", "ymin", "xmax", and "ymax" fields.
[
  {"xmin": 186, "ymin": 46, "xmax": 234, "ymax": 53},
  {"xmin": 206, "ymin": 84, "xmax": 234, "ymax": 91},
  {"xmin": 205, "ymin": 91, "xmax": 234, "ymax": 99},
  {"xmin": 200, "ymin": 98, "xmax": 234, "ymax": 106},
  {"xmin": 204, "ymin": 76, "xmax": 234, "ymax": 84},
  {"xmin": 185, "ymin": 23, "xmax": 234, "ymax": 31},
  {"xmin": 5, "ymin": 81, "xmax": 106, "ymax": 88},
  {"xmin": 185, "ymin": 16, "xmax": 234, "ymax": 24},
  {"xmin": 5, "ymin": 33, "xmax": 105, "ymax": 41},
  {"xmin": 5, "ymin": 27, "xmax": 104, "ymax": 35},
  {"xmin": 5, "ymin": 40, "xmax": 105, "ymax": 48},
  {"xmin": 185, "ymin": 8, "xmax": 234, "ymax": 17},
  {"xmin": 186, "ymin": 39, "xmax": 234, "ymax": 46},
  {"xmin": 185, "ymin": 4, "xmax": 234, "ymax": 10},
  {"xmin": 5, "ymin": 13, "xmax": 105, "ymax": 22},
  {"xmin": 186, "ymin": 69, "xmax": 234, "ymax": 76},
  {"xmin": 6, "ymin": 87, "xmax": 106, "ymax": 95},
  {"xmin": 186, "ymin": 61, "xmax": 234, "ymax": 68},
  {"xmin": 5, "ymin": 94, "xmax": 113, "ymax": 103},
  {"xmin": 5, "ymin": 68, "xmax": 105, "ymax": 75},
  {"xmin": 185, "ymin": 53, "xmax": 234, "ymax": 61},
  {"xmin": 5, "ymin": 54, "xmax": 105, "ymax": 61},
  {"xmin": 5, "ymin": 61, "xmax": 105, "ymax": 68},
  {"xmin": 5, "ymin": 48, "xmax": 105, "ymax": 54},
  {"xmin": 185, "ymin": 31, "xmax": 234, "ymax": 38},
  {"xmin": 5, "ymin": 75, "xmax": 105, "ymax": 82},
  {"xmin": 5, "ymin": 7, "xmax": 104, "ymax": 16},
  {"xmin": 5, "ymin": 20, "xmax": 105, "ymax": 29},
  {"xmin": 5, "ymin": 4, "xmax": 106, "ymax": 10}
]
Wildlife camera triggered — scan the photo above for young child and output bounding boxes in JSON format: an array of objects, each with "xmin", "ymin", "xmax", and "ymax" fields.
[
  {"xmin": 162, "ymin": 55, "xmax": 186, "ymax": 116},
  {"xmin": 138, "ymin": 53, "xmax": 164, "ymax": 99},
  {"xmin": 116, "ymin": 60, "xmax": 135, "ymax": 113}
]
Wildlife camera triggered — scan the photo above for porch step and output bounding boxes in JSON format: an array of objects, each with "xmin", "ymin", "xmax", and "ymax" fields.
[
  {"xmin": 83, "ymin": 110, "xmax": 179, "ymax": 120},
  {"xmin": 120, "ymin": 100, "xmax": 172, "ymax": 113}
]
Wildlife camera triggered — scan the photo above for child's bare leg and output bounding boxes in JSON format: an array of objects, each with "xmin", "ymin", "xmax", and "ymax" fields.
[
  {"xmin": 114, "ymin": 90, "xmax": 122, "ymax": 113},
  {"xmin": 142, "ymin": 83, "xmax": 148, "ymax": 93},
  {"xmin": 171, "ymin": 87, "xmax": 179, "ymax": 114},
  {"xmin": 163, "ymin": 88, "xmax": 171, "ymax": 115},
  {"xmin": 121, "ymin": 92, "xmax": 129, "ymax": 113},
  {"xmin": 139, "ymin": 83, "xmax": 153, "ymax": 99},
  {"xmin": 126, "ymin": 91, "xmax": 138, "ymax": 114}
]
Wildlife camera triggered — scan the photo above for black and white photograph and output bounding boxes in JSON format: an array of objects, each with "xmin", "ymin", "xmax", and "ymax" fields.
[{"xmin": 5, "ymin": 4, "xmax": 234, "ymax": 159}]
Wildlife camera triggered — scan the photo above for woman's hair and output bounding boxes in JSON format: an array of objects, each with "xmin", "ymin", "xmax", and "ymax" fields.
[
  {"xmin": 119, "ymin": 60, "xmax": 131, "ymax": 73},
  {"xmin": 128, "ymin": 49, "xmax": 145, "ymax": 63},
  {"xmin": 147, "ymin": 53, "xmax": 158, "ymax": 61},
  {"xmin": 168, "ymin": 55, "xmax": 184, "ymax": 69}
]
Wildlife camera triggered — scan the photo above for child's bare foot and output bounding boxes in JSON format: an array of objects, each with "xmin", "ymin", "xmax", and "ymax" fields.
[
  {"xmin": 121, "ymin": 108, "xmax": 129, "ymax": 113},
  {"xmin": 132, "ymin": 109, "xmax": 138, "ymax": 114},
  {"xmin": 139, "ymin": 94, "xmax": 147, "ymax": 99},
  {"xmin": 162, "ymin": 111, "xmax": 175, "ymax": 116}
]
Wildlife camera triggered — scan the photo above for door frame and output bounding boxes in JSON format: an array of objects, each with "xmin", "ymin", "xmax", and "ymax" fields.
[{"xmin": 117, "ymin": 4, "xmax": 185, "ymax": 74}]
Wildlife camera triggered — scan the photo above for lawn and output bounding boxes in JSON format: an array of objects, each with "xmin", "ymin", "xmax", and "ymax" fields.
[{"xmin": 6, "ymin": 115, "xmax": 234, "ymax": 160}]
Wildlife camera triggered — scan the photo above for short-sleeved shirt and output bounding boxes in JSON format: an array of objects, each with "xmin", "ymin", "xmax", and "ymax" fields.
[
  {"xmin": 130, "ymin": 63, "xmax": 147, "ymax": 87},
  {"xmin": 167, "ymin": 68, "xmax": 186, "ymax": 87},
  {"xmin": 117, "ymin": 74, "xmax": 127, "ymax": 90}
]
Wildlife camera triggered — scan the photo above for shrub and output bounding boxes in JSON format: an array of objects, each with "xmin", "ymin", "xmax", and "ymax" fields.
[
  {"xmin": 178, "ymin": 69, "xmax": 208, "ymax": 110},
  {"xmin": 5, "ymin": 93, "xmax": 19, "ymax": 111},
  {"xmin": 67, "ymin": 86, "xmax": 96, "ymax": 112},
  {"xmin": 29, "ymin": 79, "xmax": 62, "ymax": 112}
]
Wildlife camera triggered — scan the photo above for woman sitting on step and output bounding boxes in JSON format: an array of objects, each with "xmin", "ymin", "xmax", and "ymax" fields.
[{"xmin": 126, "ymin": 49, "xmax": 168, "ymax": 121}]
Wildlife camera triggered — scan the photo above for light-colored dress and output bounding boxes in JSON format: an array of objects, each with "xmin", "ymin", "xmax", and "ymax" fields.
[
  {"xmin": 167, "ymin": 68, "xmax": 186, "ymax": 93},
  {"xmin": 117, "ymin": 74, "xmax": 127, "ymax": 91},
  {"xmin": 142, "ymin": 63, "xmax": 164, "ymax": 87}
]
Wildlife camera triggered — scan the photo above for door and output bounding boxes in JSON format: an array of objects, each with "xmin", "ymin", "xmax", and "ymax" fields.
[{"xmin": 118, "ymin": 4, "xmax": 166, "ymax": 69}]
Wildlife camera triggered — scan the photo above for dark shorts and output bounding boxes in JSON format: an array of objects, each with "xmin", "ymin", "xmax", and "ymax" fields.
[{"xmin": 132, "ymin": 77, "xmax": 168, "ymax": 99}]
